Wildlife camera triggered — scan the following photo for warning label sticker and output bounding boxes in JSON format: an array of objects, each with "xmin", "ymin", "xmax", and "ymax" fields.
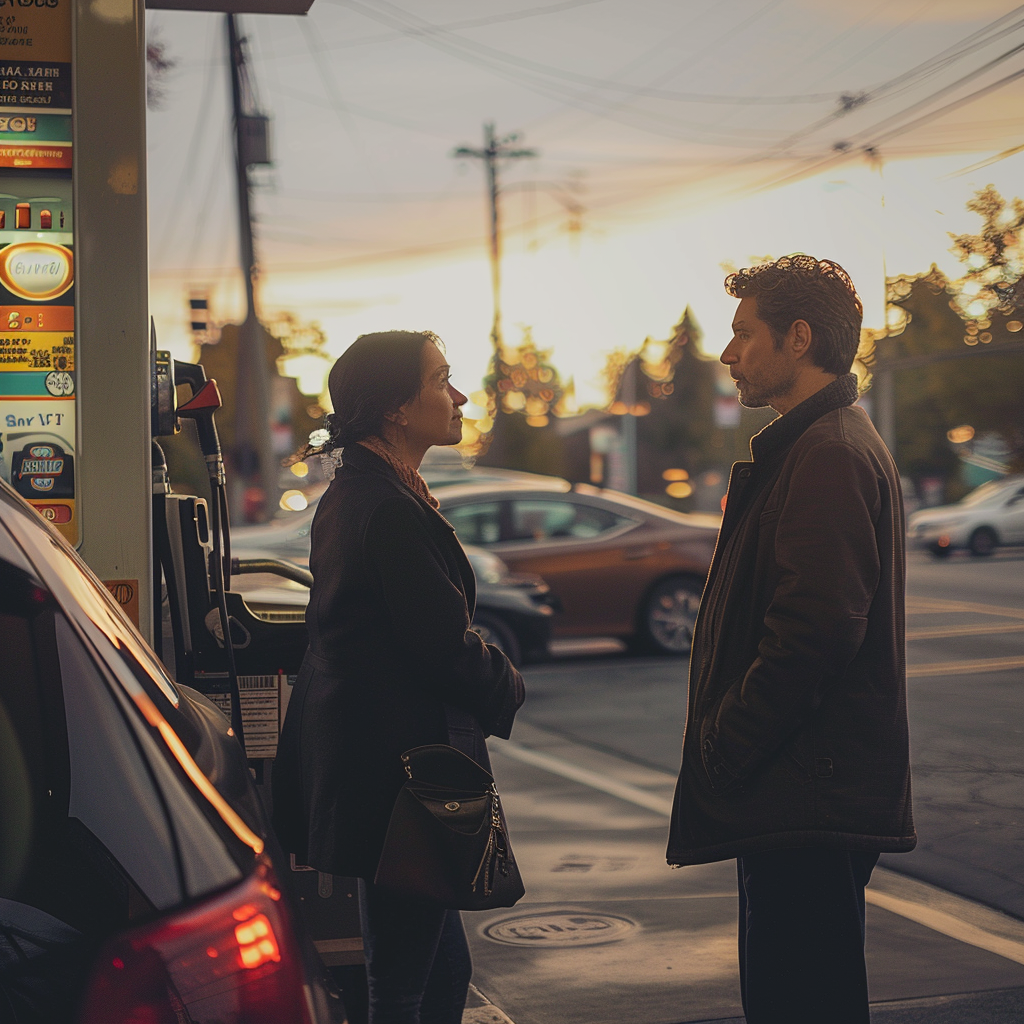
[{"xmin": 0, "ymin": 330, "xmax": 73, "ymax": 371}]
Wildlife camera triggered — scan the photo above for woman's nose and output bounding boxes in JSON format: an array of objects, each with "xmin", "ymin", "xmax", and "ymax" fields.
[{"xmin": 450, "ymin": 384, "xmax": 468, "ymax": 406}]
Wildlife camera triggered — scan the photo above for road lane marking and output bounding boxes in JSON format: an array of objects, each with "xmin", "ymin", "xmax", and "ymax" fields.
[
  {"xmin": 496, "ymin": 732, "xmax": 1024, "ymax": 967},
  {"xmin": 907, "ymin": 598, "xmax": 1024, "ymax": 621},
  {"xmin": 499, "ymin": 741, "xmax": 675, "ymax": 816},
  {"xmin": 907, "ymin": 622, "xmax": 1024, "ymax": 640},
  {"xmin": 865, "ymin": 890, "xmax": 1024, "ymax": 966},
  {"xmin": 907, "ymin": 656, "xmax": 1024, "ymax": 677}
]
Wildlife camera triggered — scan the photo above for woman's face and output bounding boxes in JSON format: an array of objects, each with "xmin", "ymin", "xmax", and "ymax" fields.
[{"xmin": 397, "ymin": 341, "xmax": 468, "ymax": 449}]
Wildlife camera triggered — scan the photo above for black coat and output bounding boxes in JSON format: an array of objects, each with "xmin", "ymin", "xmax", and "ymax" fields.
[
  {"xmin": 272, "ymin": 445, "xmax": 525, "ymax": 879},
  {"xmin": 667, "ymin": 375, "xmax": 915, "ymax": 865}
]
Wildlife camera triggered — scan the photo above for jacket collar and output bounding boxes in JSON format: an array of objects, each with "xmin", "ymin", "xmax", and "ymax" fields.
[
  {"xmin": 340, "ymin": 442, "xmax": 458, "ymax": 531},
  {"xmin": 749, "ymin": 372, "xmax": 859, "ymax": 464},
  {"xmin": 337, "ymin": 441, "xmax": 398, "ymax": 480}
]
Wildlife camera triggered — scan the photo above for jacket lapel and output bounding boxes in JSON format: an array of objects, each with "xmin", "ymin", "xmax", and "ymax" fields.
[{"xmin": 342, "ymin": 444, "xmax": 477, "ymax": 613}]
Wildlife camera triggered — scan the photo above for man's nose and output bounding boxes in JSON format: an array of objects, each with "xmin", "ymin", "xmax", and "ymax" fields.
[{"xmin": 721, "ymin": 341, "xmax": 738, "ymax": 365}]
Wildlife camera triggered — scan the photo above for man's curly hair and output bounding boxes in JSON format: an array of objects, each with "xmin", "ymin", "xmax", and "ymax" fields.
[{"xmin": 724, "ymin": 255, "xmax": 863, "ymax": 376}]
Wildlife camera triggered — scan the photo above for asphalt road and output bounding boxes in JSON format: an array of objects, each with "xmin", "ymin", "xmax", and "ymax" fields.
[
  {"xmin": 462, "ymin": 548, "xmax": 1024, "ymax": 1024},
  {"xmin": 514, "ymin": 549, "xmax": 1024, "ymax": 919}
]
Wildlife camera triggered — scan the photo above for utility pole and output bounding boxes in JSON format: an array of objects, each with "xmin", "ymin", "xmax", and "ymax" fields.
[
  {"xmin": 227, "ymin": 14, "xmax": 277, "ymax": 522},
  {"xmin": 453, "ymin": 123, "xmax": 536, "ymax": 357}
]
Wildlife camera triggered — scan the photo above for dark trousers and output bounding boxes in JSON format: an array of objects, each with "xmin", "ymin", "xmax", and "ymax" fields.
[
  {"xmin": 357, "ymin": 879, "xmax": 472, "ymax": 1024},
  {"xmin": 736, "ymin": 848, "xmax": 879, "ymax": 1024}
]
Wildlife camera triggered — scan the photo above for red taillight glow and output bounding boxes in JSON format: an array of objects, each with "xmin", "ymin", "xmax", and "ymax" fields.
[
  {"xmin": 77, "ymin": 860, "xmax": 310, "ymax": 1024},
  {"xmin": 235, "ymin": 913, "xmax": 280, "ymax": 969},
  {"xmin": 938, "ymin": 535, "xmax": 951, "ymax": 547}
]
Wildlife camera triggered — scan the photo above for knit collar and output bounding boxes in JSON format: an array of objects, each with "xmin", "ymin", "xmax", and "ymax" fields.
[
  {"xmin": 355, "ymin": 436, "xmax": 439, "ymax": 509},
  {"xmin": 749, "ymin": 372, "xmax": 859, "ymax": 463}
]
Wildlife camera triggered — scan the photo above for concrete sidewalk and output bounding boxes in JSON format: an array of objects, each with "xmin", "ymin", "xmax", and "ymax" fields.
[{"xmin": 462, "ymin": 722, "xmax": 1024, "ymax": 1024}]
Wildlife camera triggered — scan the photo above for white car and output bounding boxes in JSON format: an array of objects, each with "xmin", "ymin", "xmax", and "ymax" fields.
[{"xmin": 907, "ymin": 475, "xmax": 1024, "ymax": 557}]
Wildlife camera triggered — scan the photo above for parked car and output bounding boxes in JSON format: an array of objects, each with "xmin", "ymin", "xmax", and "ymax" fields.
[
  {"xmin": 907, "ymin": 474, "xmax": 1024, "ymax": 557},
  {"xmin": 0, "ymin": 479, "xmax": 341, "ymax": 1024},
  {"xmin": 230, "ymin": 541, "xmax": 555, "ymax": 667},
  {"xmin": 436, "ymin": 479, "xmax": 721, "ymax": 655}
]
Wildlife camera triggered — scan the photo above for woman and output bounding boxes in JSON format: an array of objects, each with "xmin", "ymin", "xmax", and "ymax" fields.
[{"xmin": 273, "ymin": 331, "xmax": 525, "ymax": 1024}]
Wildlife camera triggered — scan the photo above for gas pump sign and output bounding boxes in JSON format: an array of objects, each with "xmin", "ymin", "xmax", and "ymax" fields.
[{"xmin": 0, "ymin": 0, "xmax": 76, "ymax": 543}]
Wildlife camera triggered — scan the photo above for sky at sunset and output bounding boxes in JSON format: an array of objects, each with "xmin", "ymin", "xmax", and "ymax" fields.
[{"xmin": 145, "ymin": 1, "xmax": 1024, "ymax": 413}]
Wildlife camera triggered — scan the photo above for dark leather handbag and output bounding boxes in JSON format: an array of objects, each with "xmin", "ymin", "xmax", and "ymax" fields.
[{"xmin": 374, "ymin": 744, "xmax": 525, "ymax": 910}]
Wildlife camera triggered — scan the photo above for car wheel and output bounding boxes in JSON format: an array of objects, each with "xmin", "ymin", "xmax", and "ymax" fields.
[
  {"xmin": 471, "ymin": 612, "xmax": 522, "ymax": 667},
  {"xmin": 638, "ymin": 575, "xmax": 702, "ymax": 656},
  {"xmin": 969, "ymin": 527, "xmax": 997, "ymax": 556}
]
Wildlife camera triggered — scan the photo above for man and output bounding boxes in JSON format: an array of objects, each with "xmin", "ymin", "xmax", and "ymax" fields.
[{"xmin": 667, "ymin": 255, "xmax": 915, "ymax": 1024}]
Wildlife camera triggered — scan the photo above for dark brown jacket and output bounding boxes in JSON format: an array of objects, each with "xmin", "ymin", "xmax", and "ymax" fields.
[
  {"xmin": 272, "ymin": 444, "xmax": 525, "ymax": 878},
  {"xmin": 667, "ymin": 374, "xmax": 915, "ymax": 865}
]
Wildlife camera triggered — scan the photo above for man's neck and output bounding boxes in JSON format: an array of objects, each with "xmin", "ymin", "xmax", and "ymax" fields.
[{"xmin": 771, "ymin": 369, "xmax": 839, "ymax": 416}]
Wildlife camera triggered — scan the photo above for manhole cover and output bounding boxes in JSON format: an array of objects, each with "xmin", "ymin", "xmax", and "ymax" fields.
[{"xmin": 483, "ymin": 911, "xmax": 637, "ymax": 948}]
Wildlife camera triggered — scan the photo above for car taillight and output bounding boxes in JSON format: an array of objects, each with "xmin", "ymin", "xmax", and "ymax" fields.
[{"xmin": 78, "ymin": 859, "xmax": 312, "ymax": 1024}]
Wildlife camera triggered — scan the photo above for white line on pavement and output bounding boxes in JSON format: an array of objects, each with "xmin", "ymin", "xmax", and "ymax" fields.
[
  {"xmin": 499, "ymin": 741, "xmax": 675, "ymax": 816},
  {"xmin": 907, "ymin": 622, "xmax": 1024, "ymax": 639},
  {"xmin": 907, "ymin": 655, "xmax": 1024, "ymax": 676},
  {"xmin": 495, "ymin": 735, "xmax": 1024, "ymax": 968}
]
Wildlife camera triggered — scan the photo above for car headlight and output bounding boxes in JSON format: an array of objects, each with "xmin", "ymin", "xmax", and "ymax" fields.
[{"xmin": 467, "ymin": 550, "xmax": 509, "ymax": 584}]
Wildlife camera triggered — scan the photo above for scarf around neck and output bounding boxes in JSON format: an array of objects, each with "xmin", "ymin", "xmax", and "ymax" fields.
[{"xmin": 358, "ymin": 436, "xmax": 439, "ymax": 509}]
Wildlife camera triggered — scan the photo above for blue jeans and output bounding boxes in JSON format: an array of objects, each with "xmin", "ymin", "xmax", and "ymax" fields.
[
  {"xmin": 737, "ymin": 848, "xmax": 879, "ymax": 1024},
  {"xmin": 357, "ymin": 880, "xmax": 472, "ymax": 1024}
]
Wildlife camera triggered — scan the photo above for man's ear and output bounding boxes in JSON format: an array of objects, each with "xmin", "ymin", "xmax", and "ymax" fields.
[{"xmin": 788, "ymin": 319, "xmax": 813, "ymax": 359}]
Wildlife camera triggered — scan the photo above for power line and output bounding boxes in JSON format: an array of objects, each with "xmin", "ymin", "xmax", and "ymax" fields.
[
  {"xmin": 154, "ymin": 28, "xmax": 220, "ymax": 260},
  {"xmin": 335, "ymin": 0, "xmax": 843, "ymax": 106},
  {"xmin": 748, "ymin": 46, "xmax": 1024, "ymax": 196}
]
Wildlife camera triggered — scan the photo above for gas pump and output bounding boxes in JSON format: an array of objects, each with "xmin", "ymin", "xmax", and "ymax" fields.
[{"xmin": 150, "ymin": 347, "xmax": 367, "ymax": 1020}]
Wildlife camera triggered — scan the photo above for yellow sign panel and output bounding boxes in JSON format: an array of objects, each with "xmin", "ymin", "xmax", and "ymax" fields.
[
  {"xmin": 0, "ymin": 3, "xmax": 72, "ymax": 65},
  {"xmin": 0, "ymin": 330, "xmax": 73, "ymax": 371}
]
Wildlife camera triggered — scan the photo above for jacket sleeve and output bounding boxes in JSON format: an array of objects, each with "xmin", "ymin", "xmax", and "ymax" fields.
[
  {"xmin": 705, "ymin": 438, "xmax": 881, "ymax": 788},
  {"xmin": 363, "ymin": 495, "xmax": 525, "ymax": 738}
]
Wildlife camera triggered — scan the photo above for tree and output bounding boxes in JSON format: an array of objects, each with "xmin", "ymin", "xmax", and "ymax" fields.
[
  {"xmin": 883, "ymin": 263, "xmax": 1024, "ymax": 487},
  {"xmin": 606, "ymin": 307, "xmax": 773, "ymax": 508},
  {"xmin": 472, "ymin": 327, "xmax": 572, "ymax": 476}
]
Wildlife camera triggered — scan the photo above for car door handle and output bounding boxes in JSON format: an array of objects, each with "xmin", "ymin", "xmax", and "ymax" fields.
[{"xmin": 624, "ymin": 546, "xmax": 656, "ymax": 560}]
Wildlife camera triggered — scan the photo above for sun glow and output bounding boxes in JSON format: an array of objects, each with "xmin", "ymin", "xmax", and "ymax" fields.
[{"xmin": 151, "ymin": 150, "xmax": 1024, "ymax": 413}]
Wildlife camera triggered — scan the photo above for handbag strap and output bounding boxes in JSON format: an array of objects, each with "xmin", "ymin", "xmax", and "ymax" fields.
[{"xmin": 401, "ymin": 744, "xmax": 494, "ymax": 790}]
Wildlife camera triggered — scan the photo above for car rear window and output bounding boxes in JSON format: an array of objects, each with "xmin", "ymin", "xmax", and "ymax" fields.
[
  {"xmin": 0, "ymin": 488, "xmax": 180, "ymax": 711},
  {"xmin": 446, "ymin": 501, "xmax": 503, "ymax": 545},
  {"xmin": 0, "ymin": 536, "xmax": 174, "ymax": 1021},
  {"xmin": 509, "ymin": 499, "xmax": 629, "ymax": 541}
]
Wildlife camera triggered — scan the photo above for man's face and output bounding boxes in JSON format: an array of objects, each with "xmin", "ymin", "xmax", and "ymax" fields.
[{"xmin": 721, "ymin": 297, "xmax": 799, "ymax": 412}]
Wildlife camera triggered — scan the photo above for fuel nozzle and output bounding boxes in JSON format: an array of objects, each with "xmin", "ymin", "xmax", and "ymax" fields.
[{"xmin": 173, "ymin": 360, "xmax": 226, "ymax": 485}]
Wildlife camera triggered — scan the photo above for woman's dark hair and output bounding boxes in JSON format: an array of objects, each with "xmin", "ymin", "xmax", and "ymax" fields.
[
  {"xmin": 724, "ymin": 255, "xmax": 863, "ymax": 375},
  {"xmin": 283, "ymin": 330, "xmax": 443, "ymax": 466},
  {"xmin": 326, "ymin": 330, "xmax": 442, "ymax": 448}
]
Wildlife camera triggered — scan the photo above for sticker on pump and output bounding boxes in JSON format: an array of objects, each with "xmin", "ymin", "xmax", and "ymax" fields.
[
  {"xmin": 0, "ymin": 241, "xmax": 73, "ymax": 302},
  {"xmin": 11, "ymin": 441, "xmax": 74, "ymax": 498},
  {"xmin": 0, "ymin": 331, "xmax": 74, "ymax": 371}
]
